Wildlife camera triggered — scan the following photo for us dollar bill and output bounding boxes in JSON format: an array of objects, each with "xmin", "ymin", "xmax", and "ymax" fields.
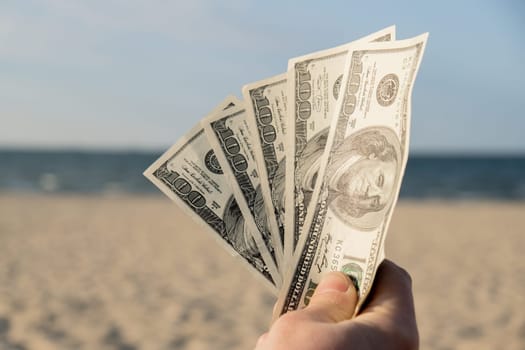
[
  {"xmin": 203, "ymin": 104, "xmax": 283, "ymax": 280},
  {"xmin": 242, "ymin": 73, "xmax": 288, "ymax": 269},
  {"xmin": 144, "ymin": 97, "xmax": 279, "ymax": 292},
  {"xmin": 277, "ymin": 34, "xmax": 429, "ymax": 314},
  {"xmin": 284, "ymin": 26, "xmax": 396, "ymax": 259}
]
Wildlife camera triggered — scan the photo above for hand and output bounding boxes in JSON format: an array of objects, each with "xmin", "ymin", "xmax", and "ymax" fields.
[{"xmin": 255, "ymin": 260, "xmax": 418, "ymax": 350}]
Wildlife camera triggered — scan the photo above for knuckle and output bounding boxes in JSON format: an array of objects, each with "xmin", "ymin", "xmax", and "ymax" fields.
[
  {"xmin": 319, "ymin": 290, "xmax": 353, "ymax": 308},
  {"xmin": 310, "ymin": 291, "xmax": 355, "ymax": 321},
  {"xmin": 396, "ymin": 265, "xmax": 413, "ymax": 285},
  {"xmin": 386, "ymin": 260, "xmax": 412, "ymax": 286},
  {"xmin": 272, "ymin": 311, "xmax": 305, "ymax": 333},
  {"xmin": 335, "ymin": 291, "xmax": 351, "ymax": 308}
]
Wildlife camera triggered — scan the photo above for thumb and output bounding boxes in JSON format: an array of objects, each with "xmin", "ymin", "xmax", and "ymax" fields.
[{"xmin": 302, "ymin": 271, "xmax": 358, "ymax": 323}]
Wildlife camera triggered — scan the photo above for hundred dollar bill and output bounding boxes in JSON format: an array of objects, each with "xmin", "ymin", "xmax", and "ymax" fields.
[
  {"xmin": 144, "ymin": 97, "xmax": 279, "ymax": 292},
  {"xmin": 284, "ymin": 26, "xmax": 396, "ymax": 259},
  {"xmin": 242, "ymin": 73, "xmax": 288, "ymax": 268},
  {"xmin": 277, "ymin": 34, "xmax": 429, "ymax": 315},
  {"xmin": 203, "ymin": 104, "xmax": 283, "ymax": 278}
]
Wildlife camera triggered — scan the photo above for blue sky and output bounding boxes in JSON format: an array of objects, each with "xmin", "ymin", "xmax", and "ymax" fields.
[{"xmin": 1, "ymin": 0, "xmax": 524, "ymax": 153}]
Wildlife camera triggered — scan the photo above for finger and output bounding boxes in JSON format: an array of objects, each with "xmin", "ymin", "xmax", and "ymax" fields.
[
  {"xmin": 302, "ymin": 271, "xmax": 358, "ymax": 323},
  {"xmin": 345, "ymin": 260, "xmax": 419, "ymax": 349},
  {"xmin": 359, "ymin": 259, "xmax": 415, "ymax": 317}
]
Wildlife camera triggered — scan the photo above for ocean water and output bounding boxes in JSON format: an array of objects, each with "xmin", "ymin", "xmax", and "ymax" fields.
[{"xmin": 0, "ymin": 149, "xmax": 524, "ymax": 200}]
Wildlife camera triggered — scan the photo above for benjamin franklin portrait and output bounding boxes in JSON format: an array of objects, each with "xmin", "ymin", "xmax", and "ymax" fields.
[
  {"xmin": 223, "ymin": 195, "xmax": 268, "ymax": 272},
  {"xmin": 296, "ymin": 126, "xmax": 401, "ymax": 231},
  {"xmin": 295, "ymin": 128, "xmax": 330, "ymax": 217},
  {"xmin": 270, "ymin": 158, "xmax": 286, "ymax": 234},
  {"xmin": 223, "ymin": 184, "xmax": 275, "ymax": 271}
]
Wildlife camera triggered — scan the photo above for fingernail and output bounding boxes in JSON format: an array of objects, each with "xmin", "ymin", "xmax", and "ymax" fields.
[
  {"xmin": 345, "ymin": 273, "xmax": 360, "ymax": 294},
  {"xmin": 314, "ymin": 272, "xmax": 351, "ymax": 295}
]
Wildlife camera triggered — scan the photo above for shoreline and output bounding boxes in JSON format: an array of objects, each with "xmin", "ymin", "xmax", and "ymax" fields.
[{"xmin": 2, "ymin": 190, "xmax": 525, "ymax": 202}]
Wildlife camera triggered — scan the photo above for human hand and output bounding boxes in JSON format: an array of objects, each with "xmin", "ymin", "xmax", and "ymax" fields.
[{"xmin": 255, "ymin": 260, "xmax": 418, "ymax": 350}]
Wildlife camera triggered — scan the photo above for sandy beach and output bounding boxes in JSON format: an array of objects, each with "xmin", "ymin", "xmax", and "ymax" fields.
[{"xmin": 0, "ymin": 194, "xmax": 524, "ymax": 349}]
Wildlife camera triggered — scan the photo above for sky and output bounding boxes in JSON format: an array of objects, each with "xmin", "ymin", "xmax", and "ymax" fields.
[{"xmin": 0, "ymin": 0, "xmax": 524, "ymax": 154}]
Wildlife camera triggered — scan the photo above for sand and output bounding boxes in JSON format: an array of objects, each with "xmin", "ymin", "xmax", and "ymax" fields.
[{"xmin": 0, "ymin": 194, "xmax": 523, "ymax": 349}]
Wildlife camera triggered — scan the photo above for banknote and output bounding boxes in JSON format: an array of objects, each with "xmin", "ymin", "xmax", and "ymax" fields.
[
  {"xmin": 203, "ymin": 104, "xmax": 283, "ymax": 279},
  {"xmin": 242, "ymin": 73, "xmax": 288, "ymax": 269},
  {"xmin": 277, "ymin": 34, "xmax": 429, "ymax": 315},
  {"xmin": 284, "ymin": 26, "xmax": 396, "ymax": 259},
  {"xmin": 144, "ymin": 96, "xmax": 279, "ymax": 292}
]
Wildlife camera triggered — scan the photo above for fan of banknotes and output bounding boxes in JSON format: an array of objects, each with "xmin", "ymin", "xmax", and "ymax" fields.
[{"xmin": 144, "ymin": 26, "xmax": 428, "ymax": 316}]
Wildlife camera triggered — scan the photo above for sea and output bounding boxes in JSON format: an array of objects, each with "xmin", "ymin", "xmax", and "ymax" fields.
[{"xmin": 1, "ymin": 149, "xmax": 524, "ymax": 200}]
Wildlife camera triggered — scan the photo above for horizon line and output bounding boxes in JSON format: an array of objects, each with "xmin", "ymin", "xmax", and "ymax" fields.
[{"xmin": 1, "ymin": 145, "xmax": 524, "ymax": 157}]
